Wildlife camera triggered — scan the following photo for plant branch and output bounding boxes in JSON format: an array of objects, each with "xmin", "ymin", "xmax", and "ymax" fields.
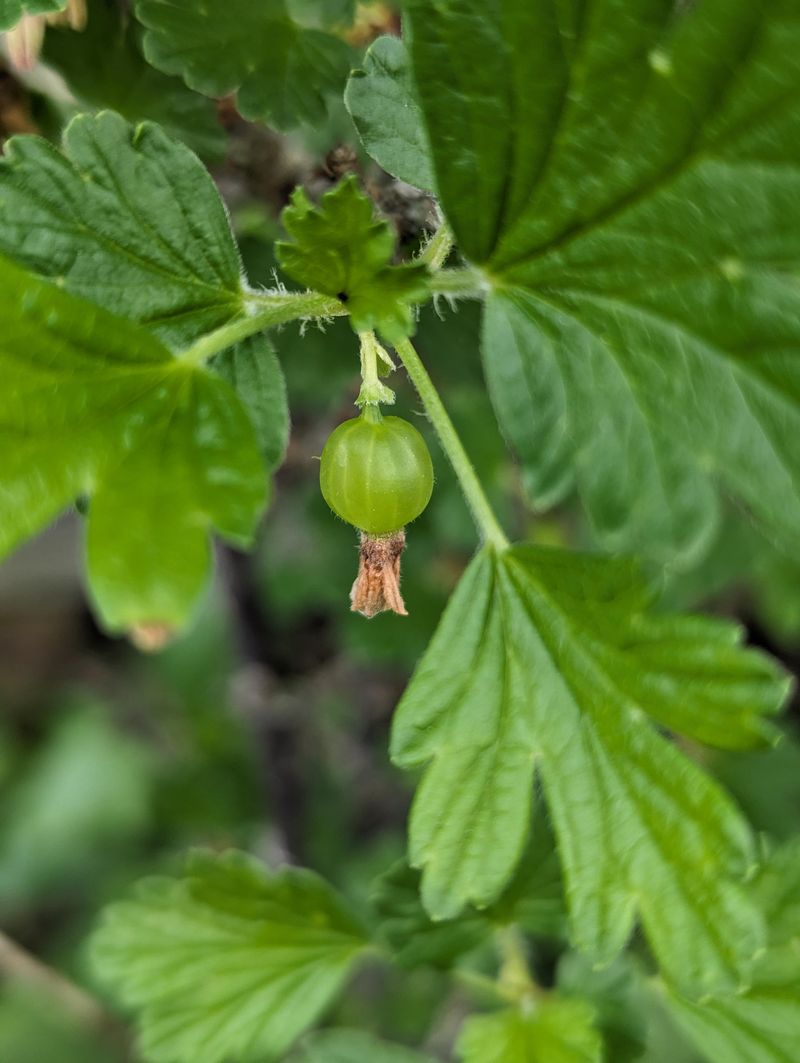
[
  {"xmin": 180, "ymin": 290, "xmax": 347, "ymax": 366},
  {"xmin": 0, "ymin": 928, "xmax": 117, "ymax": 1032},
  {"xmin": 393, "ymin": 337, "xmax": 509, "ymax": 550}
]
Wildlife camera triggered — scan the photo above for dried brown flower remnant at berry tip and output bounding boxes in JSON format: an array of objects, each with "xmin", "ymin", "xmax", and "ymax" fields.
[
  {"xmin": 351, "ymin": 530, "xmax": 407, "ymax": 618},
  {"xmin": 128, "ymin": 623, "xmax": 176, "ymax": 653}
]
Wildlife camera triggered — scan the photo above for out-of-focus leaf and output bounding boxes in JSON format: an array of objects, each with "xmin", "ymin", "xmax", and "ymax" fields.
[
  {"xmin": 91, "ymin": 850, "xmax": 370, "ymax": 1063},
  {"xmin": 43, "ymin": 0, "xmax": 225, "ymax": 159}
]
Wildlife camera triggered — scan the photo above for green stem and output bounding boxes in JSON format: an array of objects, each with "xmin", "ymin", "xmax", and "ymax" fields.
[
  {"xmin": 181, "ymin": 290, "xmax": 347, "ymax": 366},
  {"xmin": 394, "ymin": 337, "xmax": 509, "ymax": 551},
  {"xmin": 428, "ymin": 266, "xmax": 487, "ymax": 298},
  {"xmin": 452, "ymin": 968, "xmax": 520, "ymax": 1004},
  {"xmin": 418, "ymin": 220, "xmax": 455, "ymax": 271}
]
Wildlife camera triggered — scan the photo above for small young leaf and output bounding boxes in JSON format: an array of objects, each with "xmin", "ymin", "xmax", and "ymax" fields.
[
  {"xmin": 390, "ymin": 545, "xmax": 790, "ymax": 995},
  {"xmin": 91, "ymin": 850, "xmax": 370, "ymax": 1063},
  {"xmin": 0, "ymin": 256, "xmax": 266, "ymax": 632},
  {"xmin": 456, "ymin": 998, "xmax": 602, "ymax": 1063},
  {"xmin": 345, "ymin": 36, "xmax": 436, "ymax": 193},
  {"xmin": 276, "ymin": 176, "xmax": 429, "ymax": 342},
  {"xmin": 42, "ymin": 0, "xmax": 226, "ymax": 159},
  {"xmin": 666, "ymin": 839, "xmax": 800, "ymax": 1063},
  {"xmin": 299, "ymin": 1029, "xmax": 436, "ymax": 1063},
  {"xmin": 212, "ymin": 335, "xmax": 290, "ymax": 471},
  {"xmin": 136, "ymin": 0, "xmax": 352, "ymax": 130},
  {"xmin": 406, "ymin": 0, "xmax": 800, "ymax": 561},
  {"xmin": 0, "ymin": 111, "xmax": 244, "ymax": 345},
  {"xmin": 0, "ymin": 0, "xmax": 62, "ymax": 29}
]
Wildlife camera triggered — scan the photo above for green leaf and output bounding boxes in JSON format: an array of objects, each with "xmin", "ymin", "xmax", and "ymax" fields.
[
  {"xmin": 0, "ymin": 111, "xmax": 244, "ymax": 346},
  {"xmin": 276, "ymin": 176, "xmax": 430, "ymax": 342},
  {"xmin": 345, "ymin": 36, "xmax": 436, "ymax": 193},
  {"xmin": 42, "ymin": 0, "xmax": 226, "ymax": 159},
  {"xmin": 456, "ymin": 997, "xmax": 603, "ymax": 1063},
  {"xmin": 0, "ymin": 255, "xmax": 266, "ymax": 631},
  {"xmin": 371, "ymin": 809, "xmax": 566, "ymax": 971},
  {"xmin": 406, "ymin": 0, "xmax": 800, "ymax": 561},
  {"xmin": 666, "ymin": 840, "xmax": 800, "ymax": 1063},
  {"xmin": 211, "ymin": 335, "xmax": 290, "ymax": 471},
  {"xmin": 136, "ymin": 0, "xmax": 352, "ymax": 130},
  {"xmin": 288, "ymin": 0, "xmax": 355, "ymax": 29},
  {"xmin": 390, "ymin": 544, "xmax": 790, "ymax": 994},
  {"xmin": 0, "ymin": 0, "xmax": 62, "ymax": 30},
  {"xmin": 91, "ymin": 850, "xmax": 370, "ymax": 1063},
  {"xmin": 556, "ymin": 954, "xmax": 647, "ymax": 1063},
  {"xmin": 299, "ymin": 1029, "xmax": 435, "ymax": 1063},
  {"xmin": 370, "ymin": 860, "xmax": 489, "ymax": 970}
]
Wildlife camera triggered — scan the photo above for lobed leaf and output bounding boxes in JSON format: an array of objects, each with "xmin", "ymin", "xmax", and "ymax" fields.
[
  {"xmin": 42, "ymin": 0, "xmax": 226, "ymax": 159},
  {"xmin": 390, "ymin": 544, "xmax": 790, "ymax": 995},
  {"xmin": 136, "ymin": 0, "xmax": 352, "ymax": 130},
  {"xmin": 667, "ymin": 839, "xmax": 800, "ymax": 1062},
  {"xmin": 276, "ymin": 176, "xmax": 429, "ymax": 342},
  {"xmin": 405, "ymin": 0, "xmax": 800, "ymax": 562},
  {"xmin": 91, "ymin": 850, "xmax": 370, "ymax": 1063},
  {"xmin": 0, "ymin": 111, "xmax": 244, "ymax": 346},
  {"xmin": 0, "ymin": 255, "xmax": 266, "ymax": 632}
]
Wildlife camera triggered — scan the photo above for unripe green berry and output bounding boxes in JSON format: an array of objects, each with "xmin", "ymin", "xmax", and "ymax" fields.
[{"xmin": 320, "ymin": 408, "xmax": 434, "ymax": 536}]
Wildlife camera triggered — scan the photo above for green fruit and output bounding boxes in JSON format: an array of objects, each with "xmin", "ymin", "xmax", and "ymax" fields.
[{"xmin": 320, "ymin": 408, "xmax": 434, "ymax": 535}]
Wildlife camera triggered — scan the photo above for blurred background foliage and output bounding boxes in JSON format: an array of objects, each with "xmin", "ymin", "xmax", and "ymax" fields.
[{"xmin": 0, "ymin": 0, "xmax": 798, "ymax": 1059}]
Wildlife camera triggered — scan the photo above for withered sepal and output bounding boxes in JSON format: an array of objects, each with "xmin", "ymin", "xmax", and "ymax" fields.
[{"xmin": 350, "ymin": 530, "xmax": 407, "ymax": 618}]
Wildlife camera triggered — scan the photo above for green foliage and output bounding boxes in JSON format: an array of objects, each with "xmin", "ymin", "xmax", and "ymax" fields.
[
  {"xmin": 298, "ymin": 1028, "xmax": 435, "ymax": 1062},
  {"xmin": 211, "ymin": 336, "xmax": 289, "ymax": 470},
  {"xmin": 276, "ymin": 177, "xmax": 429, "ymax": 342},
  {"xmin": 391, "ymin": 544, "xmax": 789, "ymax": 994},
  {"xmin": 372, "ymin": 813, "xmax": 566, "ymax": 971},
  {"xmin": 666, "ymin": 839, "xmax": 800, "ymax": 1062},
  {"xmin": 91, "ymin": 850, "xmax": 370, "ymax": 1063},
  {"xmin": 456, "ymin": 997, "xmax": 602, "ymax": 1063},
  {"xmin": 0, "ymin": 0, "xmax": 63, "ymax": 29},
  {"xmin": 136, "ymin": 0, "xmax": 352, "ymax": 130},
  {"xmin": 42, "ymin": 0, "xmax": 226, "ymax": 159},
  {"xmin": 0, "ymin": 112, "xmax": 244, "ymax": 346},
  {"xmin": 407, "ymin": 0, "xmax": 800, "ymax": 563},
  {"xmin": 345, "ymin": 36, "xmax": 436, "ymax": 192},
  {"xmin": 0, "ymin": 255, "xmax": 266, "ymax": 631}
]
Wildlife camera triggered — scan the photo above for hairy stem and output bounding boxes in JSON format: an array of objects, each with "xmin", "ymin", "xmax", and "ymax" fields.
[
  {"xmin": 181, "ymin": 290, "xmax": 347, "ymax": 366},
  {"xmin": 428, "ymin": 266, "xmax": 487, "ymax": 298},
  {"xmin": 393, "ymin": 337, "xmax": 509, "ymax": 550},
  {"xmin": 418, "ymin": 220, "xmax": 455, "ymax": 271}
]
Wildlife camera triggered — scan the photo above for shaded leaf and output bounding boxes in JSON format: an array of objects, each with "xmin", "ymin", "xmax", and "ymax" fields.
[
  {"xmin": 42, "ymin": 0, "xmax": 226, "ymax": 159},
  {"xmin": 345, "ymin": 36, "xmax": 436, "ymax": 192},
  {"xmin": 136, "ymin": 0, "xmax": 352, "ymax": 130},
  {"xmin": 0, "ymin": 0, "xmax": 62, "ymax": 29},
  {"xmin": 406, "ymin": 0, "xmax": 800, "ymax": 561}
]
